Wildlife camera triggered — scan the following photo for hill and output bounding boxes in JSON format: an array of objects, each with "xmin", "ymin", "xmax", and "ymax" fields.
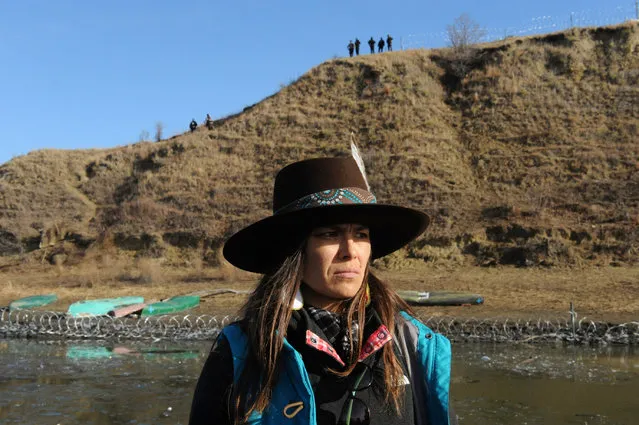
[{"xmin": 1, "ymin": 22, "xmax": 638, "ymax": 271}]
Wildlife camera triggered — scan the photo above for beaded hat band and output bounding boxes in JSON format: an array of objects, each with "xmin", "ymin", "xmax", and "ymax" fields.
[{"xmin": 275, "ymin": 187, "xmax": 377, "ymax": 215}]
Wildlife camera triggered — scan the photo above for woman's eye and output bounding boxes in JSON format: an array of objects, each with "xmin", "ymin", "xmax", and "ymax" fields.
[
  {"xmin": 317, "ymin": 231, "xmax": 338, "ymax": 238},
  {"xmin": 356, "ymin": 232, "xmax": 370, "ymax": 239}
]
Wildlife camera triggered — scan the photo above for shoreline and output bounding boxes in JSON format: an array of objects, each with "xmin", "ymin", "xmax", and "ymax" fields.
[
  {"xmin": 1, "ymin": 264, "xmax": 637, "ymax": 327},
  {"xmin": 2, "ymin": 308, "xmax": 637, "ymax": 345}
]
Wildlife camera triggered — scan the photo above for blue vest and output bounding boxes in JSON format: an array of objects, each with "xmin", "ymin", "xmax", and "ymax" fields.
[{"xmin": 221, "ymin": 311, "xmax": 451, "ymax": 425}]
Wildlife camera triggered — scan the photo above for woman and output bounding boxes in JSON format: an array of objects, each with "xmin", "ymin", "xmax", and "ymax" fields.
[{"xmin": 190, "ymin": 151, "xmax": 455, "ymax": 425}]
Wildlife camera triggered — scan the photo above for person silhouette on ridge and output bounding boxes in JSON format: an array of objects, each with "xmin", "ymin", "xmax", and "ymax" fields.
[
  {"xmin": 354, "ymin": 38, "xmax": 361, "ymax": 55},
  {"xmin": 378, "ymin": 37, "xmax": 385, "ymax": 53},
  {"xmin": 368, "ymin": 37, "xmax": 375, "ymax": 54},
  {"xmin": 386, "ymin": 34, "xmax": 393, "ymax": 51},
  {"xmin": 347, "ymin": 40, "xmax": 355, "ymax": 57},
  {"xmin": 189, "ymin": 119, "xmax": 197, "ymax": 132}
]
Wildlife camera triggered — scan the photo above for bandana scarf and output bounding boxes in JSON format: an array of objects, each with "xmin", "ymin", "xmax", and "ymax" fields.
[{"xmin": 305, "ymin": 306, "xmax": 359, "ymax": 362}]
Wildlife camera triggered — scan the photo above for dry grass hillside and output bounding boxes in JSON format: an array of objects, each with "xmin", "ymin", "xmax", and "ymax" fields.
[{"xmin": 1, "ymin": 22, "xmax": 638, "ymax": 272}]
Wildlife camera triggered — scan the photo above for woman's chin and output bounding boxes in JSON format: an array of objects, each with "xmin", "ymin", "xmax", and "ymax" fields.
[{"xmin": 327, "ymin": 282, "xmax": 363, "ymax": 299}]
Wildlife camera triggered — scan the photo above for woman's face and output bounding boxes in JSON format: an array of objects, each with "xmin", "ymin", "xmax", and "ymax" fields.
[{"xmin": 302, "ymin": 223, "xmax": 371, "ymax": 309}]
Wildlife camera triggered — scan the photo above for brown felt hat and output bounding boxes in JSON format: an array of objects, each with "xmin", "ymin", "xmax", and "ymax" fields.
[{"xmin": 223, "ymin": 156, "xmax": 430, "ymax": 273}]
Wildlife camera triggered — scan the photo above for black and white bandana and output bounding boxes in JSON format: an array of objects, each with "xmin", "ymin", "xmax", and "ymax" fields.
[{"xmin": 305, "ymin": 305, "xmax": 359, "ymax": 361}]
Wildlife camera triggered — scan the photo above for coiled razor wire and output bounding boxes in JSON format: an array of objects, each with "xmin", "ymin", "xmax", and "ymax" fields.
[
  {"xmin": 420, "ymin": 317, "xmax": 639, "ymax": 345},
  {"xmin": 0, "ymin": 309, "xmax": 236, "ymax": 341},
  {"xmin": 1, "ymin": 308, "xmax": 638, "ymax": 344}
]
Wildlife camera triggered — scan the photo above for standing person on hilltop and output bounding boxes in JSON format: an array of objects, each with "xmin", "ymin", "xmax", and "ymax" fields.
[
  {"xmin": 378, "ymin": 37, "xmax": 385, "ymax": 53},
  {"xmin": 189, "ymin": 144, "xmax": 457, "ymax": 425},
  {"xmin": 368, "ymin": 37, "xmax": 375, "ymax": 53},
  {"xmin": 189, "ymin": 119, "xmax": 197, "ymax": 132},
  {"xmin": 347, "ymin": 40, "xmax": 355, "ymax": 57},
  {"xmin": 354, "ymin": 38, "xmax": 361, "ymax": 55},
  {"xmin": 386, "ymin": 34, "xmax": 393, "ymax": 51},
  {"xmin": 205, "ymin": 113, "xmax": 213, "ymax": 130}
]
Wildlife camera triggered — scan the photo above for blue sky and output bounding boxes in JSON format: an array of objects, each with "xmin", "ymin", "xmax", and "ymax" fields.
[{"xmin": 0, "ymin": 1, "xmax": 635, "ymax": 165}]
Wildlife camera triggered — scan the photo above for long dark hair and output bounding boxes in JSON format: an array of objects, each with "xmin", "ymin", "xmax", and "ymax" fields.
[{"xmin": 231, "ymin": 246, "xmax": 413, "ymax": 423}]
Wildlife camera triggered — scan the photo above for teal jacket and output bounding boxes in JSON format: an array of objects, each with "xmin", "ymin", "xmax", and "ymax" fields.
[{"xmin": 221, "ymin": 311, "xmax": 451, "ymax": 425}]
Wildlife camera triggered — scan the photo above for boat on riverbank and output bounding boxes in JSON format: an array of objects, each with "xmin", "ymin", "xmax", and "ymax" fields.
[
  {"xmin": 141, "ymin": 296, "xmax": 200, "ymax": 316},
  {"xmin": 397, "ymin": 290, "xmax": 483, "ymax": 306},
  {"xmin": 68, "ymin": 296, "xmax": 145, "ymax": 317},
  {"xmin": 9, "ymin": 294, "xmax": 58, "ymax": 311}
]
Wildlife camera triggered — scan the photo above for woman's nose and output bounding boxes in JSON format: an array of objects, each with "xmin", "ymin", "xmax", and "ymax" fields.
[{"xmin": 338, "ymin": 236, "xmax": 357, "ymax": 260}]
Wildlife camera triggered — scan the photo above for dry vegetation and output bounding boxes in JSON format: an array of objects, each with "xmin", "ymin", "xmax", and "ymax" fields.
[
  {"xmin": 0, "ymin": 23, "xmax": 638, "ymax": 320},
  {"xmin": 1, "ymin": 262, "xmax": 637, "ymax": 322}
]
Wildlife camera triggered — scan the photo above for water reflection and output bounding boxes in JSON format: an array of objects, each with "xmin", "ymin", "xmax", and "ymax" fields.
[
  {"xmin": 452, "ymin": 343, "xmax": 639, "ymax": 424},
  {"xmin": 1, "ymin": 339, "xmax": 638, "ymax": 424},
  {"xmin": 1, "ymin": 339, "xmax": 206, "ymax": 425}
]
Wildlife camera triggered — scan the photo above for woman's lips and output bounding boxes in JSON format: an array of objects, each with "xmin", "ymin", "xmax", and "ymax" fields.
[{"xmin": 334, "ymin": 270, "xmax": 359, "ymax": 279}]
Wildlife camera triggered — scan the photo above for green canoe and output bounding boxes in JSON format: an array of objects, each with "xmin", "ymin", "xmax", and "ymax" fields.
[
  {"xmin": 397, "ymin": 290, "xmax": 484, "ymax": 306},
  {"xmin": 9, "ymin": 294, "xmax": 58, "ymax": 311},
  {"xmin": 141, "ymin": 295, "xmax": 200, "ymax": 316},
  {"xmin": 67, "ymin": 296, "xmax": 145, "ymax": 317}
]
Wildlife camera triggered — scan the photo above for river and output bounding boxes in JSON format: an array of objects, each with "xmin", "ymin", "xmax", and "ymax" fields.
[{"xmin": 1, "ymin": 339, "xmax": 637, "ymax": 424}]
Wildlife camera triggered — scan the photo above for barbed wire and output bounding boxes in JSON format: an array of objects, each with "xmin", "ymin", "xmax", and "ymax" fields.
[
  {"xmin": 402, "ymin": 4, "xmax": 637, "ymax": 50},
  {"xmin": 1, "ymin": 308, "xmax": 637, "ymax": 344},
  {"xmin": 0, "ymin": 309, "xmax": 235, "ymax": 340},
  {"xmin": 421, "ymin": 316, "xmax": 639, "ymax": 345}
]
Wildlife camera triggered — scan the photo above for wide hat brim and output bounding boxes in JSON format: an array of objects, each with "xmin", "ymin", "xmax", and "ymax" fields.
[{"xmin": 223, "ymin": 203, "xmax": 429, "ymax": 274}]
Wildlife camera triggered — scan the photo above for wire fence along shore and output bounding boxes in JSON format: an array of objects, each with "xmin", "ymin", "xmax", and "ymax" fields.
[
  {"xmin": 1, "ymin": 309, "xmax": 637, "ymax": 345},
  {"xmin": 401, "ymin": 4, "xmax": 638, "ymax": 50}
]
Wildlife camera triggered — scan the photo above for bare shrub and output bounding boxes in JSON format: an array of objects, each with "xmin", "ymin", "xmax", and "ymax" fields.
[
  {"xmin": 446, "ymin": 14, "xmax": 487, "ymax": 79},
  {"xmin": 155, "ymin": 122, "xmax": 164, "ymax": 142},
  {"xmin": 139, "ymin": 130, "xmax": 150, "ymax": 142},
  {"xmin": 447, "ymin": 14, "xmax": 486, "ymax": 50}
]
